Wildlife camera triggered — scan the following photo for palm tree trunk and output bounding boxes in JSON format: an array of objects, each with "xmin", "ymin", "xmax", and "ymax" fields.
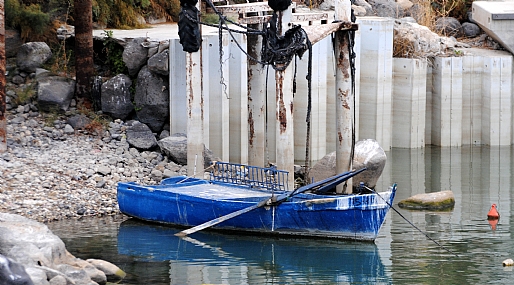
[{"xmin": 74, "ymin": 0, "xmax": 94, "ymax": 101}]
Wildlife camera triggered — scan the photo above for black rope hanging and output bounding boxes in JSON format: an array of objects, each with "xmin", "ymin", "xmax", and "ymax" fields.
[{"xmin": 177, "ymin": 0, "xmax": 342, "ymax": 184}]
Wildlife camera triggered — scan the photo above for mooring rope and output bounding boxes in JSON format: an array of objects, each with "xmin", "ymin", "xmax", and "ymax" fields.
[{"xmin": 363, "ymin": 185, "xmax": 459, "ymax": 257}]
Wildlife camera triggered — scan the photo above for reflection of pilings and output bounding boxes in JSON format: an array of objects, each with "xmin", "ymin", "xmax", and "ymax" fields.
[
  {"xmin": 334, "ymin": 1, "xmax": 352, "ymax": 193},
  {"xmin": 275, "ymin": 7, "xmax": 294, "ymax": 190},
  {"xmin": 431, "ymin": 57, "xmax": 462, "ymax": 147},
  {"xmin": 0, "ymin": 6, "xmax": 6, "ymax": 153},
  {"xmin": 248, "ymin": 23, "xmax": 266, "ymax": 167}
]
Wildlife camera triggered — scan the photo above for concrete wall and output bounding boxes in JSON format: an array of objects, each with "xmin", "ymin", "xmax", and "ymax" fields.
[{"xmin": 169, "ymin": 19, "xmax": 514, "ymax": 167}]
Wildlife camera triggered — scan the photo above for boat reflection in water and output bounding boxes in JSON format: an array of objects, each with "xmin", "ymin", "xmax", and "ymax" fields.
[{"xmin": 118, "ymin": 219, "xmax": 392, "ymax": 284}]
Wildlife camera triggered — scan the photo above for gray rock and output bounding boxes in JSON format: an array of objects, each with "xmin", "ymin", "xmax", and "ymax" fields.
[
  {"xmin": 435, "ymin": 17, "xmax": 463, "ymax": 38},
  {"xmin": 398, "ymin": 190, "xmax": 455, "ymax": 210},
  {"xmin": 11, "ymin": 75, "xmax": 25, "ymax": 85},
  {"xmin": 462, "ymin": 22, "xmax": 481, "ymax": 38},
  {"xmin": 157, "ymin": 133, "xmax": 219, "ymax": 169},
  {"xmin": 49, "ymin": 275, "xmax": 67, "ymax": 285},
  {"xmin": 101, "ymin": 74, "xmax": 134, "ymax": 120},
  {"xmin": 63, "ymin": 124, "xmax": 75, "ymax": 134},
  {"xmin": 67, "ymin": 114, "xmax": 92, "ymax": 130},
  {"xmin": 87, "ymin": 259, "xmax": 126, "ymax": 282},
  {"xmin": 147, "ymin": 50, "xmax": 169, "ymax": 76},
  {"xmin": 0, "ymin": 213, "xmax": 68, "ymax": 268},
  {"xmin": 37, "ymin": 76, "xmax": 76, "ymax": 112},
  {"xmin": 126, "ymin": 123, "xmax": 157, "ymax": 150},
  {"xmin": 0, "ymin": 254, "xmax": 34, "ymax": 285},
  {"xmin": 134, "ymin": 66, "xmax": 169, "ymax": 132},
  {"xmin": 25, "ymin": 267, "xmax": 49, "ymax": 285},
  {"xmin": 56, "ymin": 264, "xmax": 94, "ymax": 285},
  {"xmin": 16, "ymin": 42, "xmax": 53, "ymax": 73},
  {"xmin": 97, "ymin": 165, "xmax": 111, "ymax": 176},
  {"xmin": 369, "ymin": 0, "xmax": 404, "ymax": 18},
  {"xmin": 159, "ymin": 129, "xmax": 170, "ymax": 140},
  {"xmin": 122, "ymin": 37, "xmax": 148, "ymax": 77}
]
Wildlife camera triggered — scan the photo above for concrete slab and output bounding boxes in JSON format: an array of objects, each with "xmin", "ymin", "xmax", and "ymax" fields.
[{"xmin": 472, "ymin": 1, "xmax": 514, "ymax": 54}]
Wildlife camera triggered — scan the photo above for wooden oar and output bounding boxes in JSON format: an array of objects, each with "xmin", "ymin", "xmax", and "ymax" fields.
[{"xmin": 175, "ymin": 168, "xmax": 366, "ymax": 237}]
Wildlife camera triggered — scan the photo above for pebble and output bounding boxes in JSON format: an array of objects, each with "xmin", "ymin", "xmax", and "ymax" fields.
[{"xmin": 0, "ymin": 104, "xmax": 187, "ymax": 223}]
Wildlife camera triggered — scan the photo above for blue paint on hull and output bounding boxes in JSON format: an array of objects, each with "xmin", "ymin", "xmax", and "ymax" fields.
[{"xmin": 117, "ymin": 176, "xmax": 397, "ymax": 241}]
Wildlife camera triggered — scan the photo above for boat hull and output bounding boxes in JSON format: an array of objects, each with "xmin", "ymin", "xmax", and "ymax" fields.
[{"xmin": 117, "ymin": 176, "xmax": 396, "ymax": 241}]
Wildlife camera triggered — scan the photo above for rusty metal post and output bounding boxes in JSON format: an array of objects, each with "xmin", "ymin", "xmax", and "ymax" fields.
[
  {"xmin": 247, "ymin": 22, "xmax": 266, "ymax": 167},
  {"xmin": 275, "ymin": 7, "xmax": 295, "ymax": 190},
  {"xmin": 335, "ymin": 0, "xmax": 353, "ymax": 193},
  {"xmin": 0, "ymin": 0, "xmax": 6, "ymax": 153},
  {"xmin": 186, "ymin": 2, "xmax": 204, "ymax": 177}
]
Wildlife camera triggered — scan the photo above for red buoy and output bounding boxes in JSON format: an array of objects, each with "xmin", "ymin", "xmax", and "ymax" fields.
[{"xmin": 487, "ymin": 204, "xmax": 500, "ymax": 220}]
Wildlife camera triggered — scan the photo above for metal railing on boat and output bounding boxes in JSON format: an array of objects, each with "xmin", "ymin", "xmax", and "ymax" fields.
[{"xmin": 210, "ymin": 162, "xmax": 289, "ymax": 191}]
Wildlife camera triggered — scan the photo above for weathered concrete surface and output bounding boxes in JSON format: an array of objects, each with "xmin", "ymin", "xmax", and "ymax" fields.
[{"xmin": 398, "ymin": 190, "xmax": 455, "ymax": 210}]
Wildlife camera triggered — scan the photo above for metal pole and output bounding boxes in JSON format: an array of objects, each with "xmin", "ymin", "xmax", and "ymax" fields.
[
  {"xmin": 0, "ymin": 0, "xmax": 6, "ymax": 153},
  {"xmin": 186, "ymin": 2, "xmax": 204, "ymax": 177},
  {"xmin": 334, "ymin": 0, "xmax": 353, "ymax": 193},
  {"xmin": 274, "ymin": 7, "xmax": 295, "ymax": 190},
  {"xmin": 248, "ymin": 22, "xmax": 266, "ymax": 167}
]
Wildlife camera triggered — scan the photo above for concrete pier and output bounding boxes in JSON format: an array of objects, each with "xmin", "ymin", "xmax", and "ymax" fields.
[
  {"xmin": 431, "ymin": 57, "xmax": 463, "ymax": 147},
  {"xmin": 163, "ymin": 16, "xmax": 514, "ymax": 174},
  {"xmin": 357, "ymin": 17, "xmax": 394, "ymax": 150},
  {"xmin": 392, "ymin": 58, "xmax": 427, "ymax": 148}
]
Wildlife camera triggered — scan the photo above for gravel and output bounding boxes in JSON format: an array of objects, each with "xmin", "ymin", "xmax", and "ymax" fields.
[{"xmin": 0, "ymin": 102, "xmax": 188, "ymax": 223}]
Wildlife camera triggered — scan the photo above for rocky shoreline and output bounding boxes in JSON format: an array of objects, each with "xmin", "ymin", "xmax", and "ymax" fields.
[{"xmin": 0, "ymin": 103, "xmax": 189, "ymax": 223}]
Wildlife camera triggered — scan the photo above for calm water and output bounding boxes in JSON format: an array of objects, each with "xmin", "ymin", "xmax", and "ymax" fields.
[{"xmin": 47, "ymin": 146, "xmax": 514, "ymax": 284}]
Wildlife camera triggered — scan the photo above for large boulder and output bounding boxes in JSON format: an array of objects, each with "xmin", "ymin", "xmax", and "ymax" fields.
[
  {"xmin": 309, "ymin": 139, "xmax": 386, "ymax": 191},
  {"xmin": 134, "ymin": 66, "xmax": 169, "ymax": 132},
  {"xmin": 101, "ymin": 74, "xmax": 134, "ymax": 120},
  {"xmin": 157, "ymin": 133, "xmax": 219, "ymax": 169},
  {"xmin": 36, "ymin": 75, "xmax": 76, "ymax": 112},
  {"xmin": 435, "ymin": 17, "xmax": 463, "ymax": 38},
  {"xmin": 0, "ymin": 213, "xmax": 124, "ymax": 284},
  {"xmin": 122, "ymin": 37, "xmax": 148, "ymax": 77},
  {"xmin": 16, "ymin": 42, "xmax": 53, "ymax": 73},
  {"xmin": 398, "ymin": 190, "xmax": 455, "ymax": 210},
  {"xmin": 352, "ymin": 139, "xmax": 387, "ymax": 190}
]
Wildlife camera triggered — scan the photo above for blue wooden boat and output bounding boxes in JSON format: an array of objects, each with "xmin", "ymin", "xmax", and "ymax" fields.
[{"xmin": 117, "ymin": 162, "xmax": 396, "ymax": 241}]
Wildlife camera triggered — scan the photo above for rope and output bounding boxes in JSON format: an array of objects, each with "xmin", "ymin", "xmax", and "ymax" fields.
[
  {"xmin": 304, "ymin": 39, "xmax": 313, "ymax": 182},
  {"xmin": 364, "ymin": 185, "xmax": 459, "ymax": 257}
]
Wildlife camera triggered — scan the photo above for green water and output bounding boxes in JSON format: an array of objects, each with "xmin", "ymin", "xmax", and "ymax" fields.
[{"xmin": 47, "ymin": 146, "xmax": 514, "ymax": 284}]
